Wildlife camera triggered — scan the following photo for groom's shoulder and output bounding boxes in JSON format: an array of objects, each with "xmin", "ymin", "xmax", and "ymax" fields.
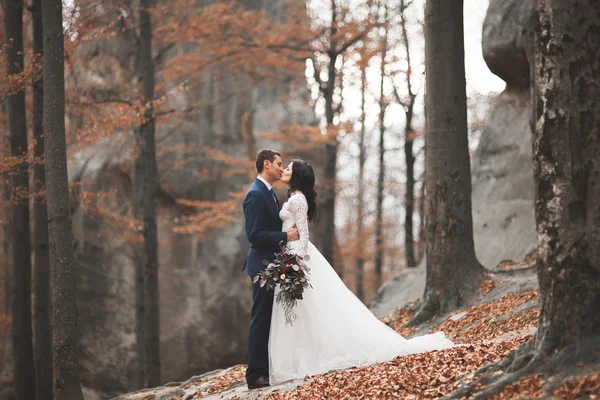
[
  {"xmin": 243, "ymin": 184, "xmax": 263, "ymax": 208},
  {"xmin": 244, "ymin": 181, "xmax": 261, "ymax": 198},
  {"xmin": 246, "ymin": 180, "xmax": 259, "ymax": 192}
]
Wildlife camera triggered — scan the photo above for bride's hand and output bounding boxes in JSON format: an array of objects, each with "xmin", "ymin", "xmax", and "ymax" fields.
[{"xmin": 287, "ymin": 224, "xmax": 299, "ymax": 241}]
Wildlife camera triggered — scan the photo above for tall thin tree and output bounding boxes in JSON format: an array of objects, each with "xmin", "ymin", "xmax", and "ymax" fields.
[
  {"xmin": 30, "ymin": 1, "xmax": 53, "ymax": 398},
  {"xmin": 316, "ymin": 0, "xmax": 341, "ymax": 272},
  {"xmin": 418, "ymin": 90, "xmax": 427, "ymax": 263},
  {"xmin": 0, "ymin": 104, "xmax": 14, "ymax": 381},
  {"xmin": 355, "ymin": 53, "xmax": 368, "ymax": 301},
  {"xmin": 133, "ymin": 50, "xmax": 146, "ymax": 389},
  {"xmin": 311, "ymin": 0, "xmax": 367, "ymax": 275},
  {"xmin": 409, "ymin": 0, "xmax": 485, "ymax": 325},
  {"xmin": 137, "ymin": 0, "xmax": 161, "ymax": 386},
  {"xmin": 374, "ymin": 1, "xmax": 389, "ymax": 288},
  {"xmin": 42, "ymin": 0, "xmax": 85, "ymax": 398},
  {"xmin": 392, "ymin": 0, "xmax": 417, "ymax": 268},
  {"xmin": 417, "ymin": 174, "xmax": 426, "ymax": 262},
  {"xmin": 133, "ymin": 218, "xmax": 145, "ymax": 388},
  {"xmin": 3, "ymin": 0, "xmax": 36, "ymax": 397}
]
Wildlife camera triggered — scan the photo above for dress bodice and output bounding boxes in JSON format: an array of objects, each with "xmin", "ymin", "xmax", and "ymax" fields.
[
  {"xmin": 280, "ymin": 202, "xmax": 295, "ymax": 232},
  {"xmin": 279, "ymin": 192, "xmax": 309, "ymax": 257}
]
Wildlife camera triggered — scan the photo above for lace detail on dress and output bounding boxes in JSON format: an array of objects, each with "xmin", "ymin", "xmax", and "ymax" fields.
[{"xmin": 286, "ymin": 193, "xmax": 309, "ymax": 257}]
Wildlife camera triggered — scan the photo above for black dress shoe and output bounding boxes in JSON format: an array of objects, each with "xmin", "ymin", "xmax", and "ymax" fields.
[{"xmin": 247, "ymin": 375, "xmax": 270, "ymax": 389}]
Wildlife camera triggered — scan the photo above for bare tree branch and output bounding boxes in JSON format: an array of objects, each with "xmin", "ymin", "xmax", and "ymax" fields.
[{"xmin": 336, "ymin": 30, "xmax": 369, "ymax": 55}]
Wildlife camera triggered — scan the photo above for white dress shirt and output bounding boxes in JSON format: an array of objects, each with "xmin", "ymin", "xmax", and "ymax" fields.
[
  {"xmin": 257, "ymin": 175, "xmax": 273, "ymax": 191},
  {"xmin": 257, "ymin": 175, "xmax": 279, "ymax": 207}
]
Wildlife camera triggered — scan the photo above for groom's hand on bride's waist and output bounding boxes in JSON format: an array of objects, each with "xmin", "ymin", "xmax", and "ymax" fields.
[{"xmin": 287, "ymin": 224, "xmax": 299, "ymax": 241}]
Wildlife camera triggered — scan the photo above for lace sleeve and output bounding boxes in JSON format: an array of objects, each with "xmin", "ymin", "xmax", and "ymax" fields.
[{"xmin": 288, "ymin": 194, "xmax": 309, "ymax": 257}]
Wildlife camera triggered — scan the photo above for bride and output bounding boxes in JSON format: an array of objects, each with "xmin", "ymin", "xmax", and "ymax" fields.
[{"xmin": 268, "ymin": 159, "xmax": 454, "ymax": 385}]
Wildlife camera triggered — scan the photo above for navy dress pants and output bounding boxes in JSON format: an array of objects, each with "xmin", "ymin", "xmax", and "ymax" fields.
[{"xmin": 246, "ymin": 277, "xmax": 275, "ymax": 381}]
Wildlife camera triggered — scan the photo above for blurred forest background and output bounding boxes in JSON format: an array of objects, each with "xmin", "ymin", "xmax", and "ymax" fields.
[{"xmin": 1, "ymin": 0, "xmax": 597, "ymax": 398}]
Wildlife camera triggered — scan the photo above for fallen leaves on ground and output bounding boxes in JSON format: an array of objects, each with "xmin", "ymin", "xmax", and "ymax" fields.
[
  {"xmin": 487, "ymin": 374, "xmax": 545, "ymax": 399},
  {"xmin": 433, "ymin": 291, "xmax": 539, "ymax": 342},
  {"xmin": 474, "ymin": 372, "xmax": 600, "ymax": 400},
  {"xmin": 191, "ymin": 292, "xmax": 547, "ymax": 399},
  {"xmin": 380, "ymin": 300, "xmax": 418, "ymax": 337},
  {"xmin": 205, "ymin": 365, "xmax": 247, "ymax": 394},
  {"xmin": 262, "ymin": 337, "xmax": 530, "ymax": 400},
  {"xmin": 456, "ymin": 308, "xmax": 539, "ymax": 343},
  {"xmin": 480, "ymin": 279, "xmax": 498, "ymax": 295},
  {"xmin": 553, "ymin": 372, "xmax": 600, "ymax": 399},
  {"xmin": 186, "ymin": 365, "xmax": 247, "ymax": 397},
  {"xmin": 380, "ymin": 292, "xmax": 539, "ymax": 343},
  {"xmin": 498, "ymin": 251, "xmax": 536, "ymax": 270}
]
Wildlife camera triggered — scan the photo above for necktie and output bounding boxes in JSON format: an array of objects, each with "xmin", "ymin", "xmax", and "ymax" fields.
[{"xmin": 270, "ymin": 189, "xmax": 280, "ymax": 209}]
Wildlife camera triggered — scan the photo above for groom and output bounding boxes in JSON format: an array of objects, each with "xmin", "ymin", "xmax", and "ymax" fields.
[{"xmin": 243, "ymin": 149, "xmax": 299, "ymax": 389}]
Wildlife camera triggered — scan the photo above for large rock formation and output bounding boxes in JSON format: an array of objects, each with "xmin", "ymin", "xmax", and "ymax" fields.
[
  {"xmin": 68, "ymin": 1, "xmax": 316, "ymax": 397},
  {"xmin": 369, "ymin": 0, "xmax": 537, "ymax": 317},
  {"xmin": 481, "ymin": 0, "xmax": 534, "ymax": 88}
]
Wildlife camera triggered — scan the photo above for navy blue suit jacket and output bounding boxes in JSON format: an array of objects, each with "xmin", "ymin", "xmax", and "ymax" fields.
[{"xmin": 243, "ymin": 178, "xmax": 287, "ymax": 277}]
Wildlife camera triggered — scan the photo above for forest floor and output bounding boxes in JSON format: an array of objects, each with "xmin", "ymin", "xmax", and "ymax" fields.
[{"xmin": 114, "ymin": 253, "xmax": 600, "ymax": 400}]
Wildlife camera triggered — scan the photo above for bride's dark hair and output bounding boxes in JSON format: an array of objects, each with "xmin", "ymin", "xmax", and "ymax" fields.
[{"xmin": 288, "ymin": 159, "xmax": 317, "ymax": 222}]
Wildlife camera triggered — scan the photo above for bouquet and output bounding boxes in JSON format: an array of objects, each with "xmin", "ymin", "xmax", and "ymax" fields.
[{"xmin": 254, "ymin": 242, "xmax": 312, "ymax": 325}]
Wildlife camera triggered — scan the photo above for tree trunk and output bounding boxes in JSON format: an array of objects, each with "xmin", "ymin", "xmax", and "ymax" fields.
[
  {"xmin": 452, "ymin": 4, "xmax": 600, "ymax": 398},
  {"xmin": 532, "ymin": 0, "xmax": 600, "ymax": 353},
  {"xmin": 399, "ymin": 0, "xmax": 417, "ymax": 268},
  {"xmin": 138, "ymin": 0, "xmax": 161, "ymax": 386},
  {"xmin": 133, "ymin": 184, "xmax": 145, "ymax": 389},
  {"xmin": 315, "ymin": 0, "xmax": 340, "ymax": 277},
  {"xmin": 1, "ymin": 103, "xmax": 13, "ymax": 380},
  {"xmin": 132, "ymin": 34, "xmax": 145, "ymax": 392},
  {"xmin": 4, "ymin": 1, "xmax": 36, "ymax": 397},
  {"xmin": 417, "ymin": 174, "xmax": 426, "ymax": 262},
  {"xmin": 240, "ymin": 91, "xmax": 257, "ymax": 183},
  {"xmin": 1, "ymin": 206, "xmax": 9, "ymax": 321},
  {"xmin": 42, "ymin": 0, "xmax": 85, "ymax": 398},
  {"xmin": 355, "ymin": 62, "xmax": 367, "ymax": 301},
  {"xmin": 404, "ymin": 124, "xmax": 416, "ymax": 268},
  {"xmin": 0, "ymin": 148, "xmax": 13, "ymax": 380},
  {"xmin": 320, "ymin": 57, "xmax": 338, "ymax": 275},
  {"xmin": 374, "ymin": 3, "xmax": 388, "ymax": 288},
  {"xmin": 31, "ymin": 1, "xmax": 53, "ymax": 398},
  {"xmin": 411, "ymin": 0, "xmax": 485, "ymax": 325},
  {"xmin": 418, "ymin": 91, "xmax": 427, "ymax": 263},
  {"xmin": 133, "ymin": 45, "xmax": 146, "ymax": 391}
]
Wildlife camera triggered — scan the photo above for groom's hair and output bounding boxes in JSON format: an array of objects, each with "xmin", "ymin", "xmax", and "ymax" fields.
[{"xmin": 256, "ymin": 149, "xmax": 281, "ymax": 173}]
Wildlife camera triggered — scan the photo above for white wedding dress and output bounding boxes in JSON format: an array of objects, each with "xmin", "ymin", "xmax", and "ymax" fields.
[{"xmin": 268, "ymin": 192, "xmax": 454, "ymax": 385}]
